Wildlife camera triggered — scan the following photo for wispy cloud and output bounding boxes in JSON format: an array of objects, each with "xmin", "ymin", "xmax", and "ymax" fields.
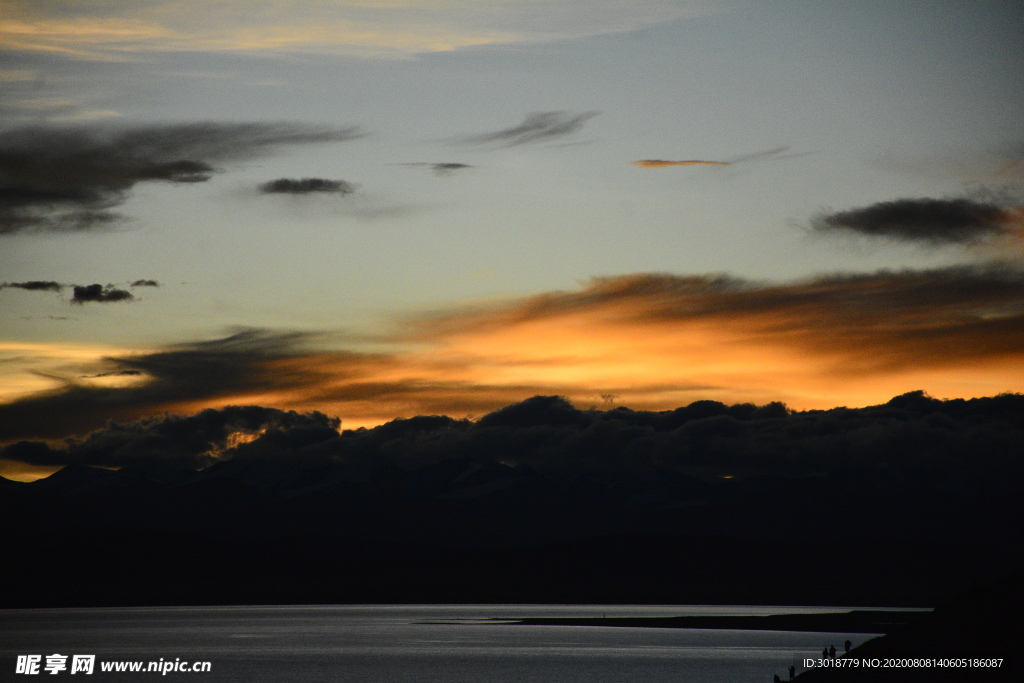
[
  {"xmin": 0, "ymin": 97, "xmax": 121, "ymax": 123},
  {"xmin": 877, "ymin": 141, "xmax": 1024, "ymax": 184},
  {"xmin": 995, "ymin": 143, "xmax": 1024, "ymax": 177},
  {"xmin": 1, "ymin": 279, "xmax": 160, "ymax": 300},
  {"xmin": 632, "ymin": 146, "xmax": 794, "ymax": 168},
  {"xmin": 400, "ymin": 162, "xmax": 474, "ymax": 176},
  {"xmin": 0, "ymin": 1, "xmax": 725, "ymax": 60},
  {"xmin": 632, "ymin": 159, "xmax": 731, "ymax": 168},
  {"xmin": 455, "ymin": 111, "xmax": 599, "ymax": 147},
  {"xmin": 259, "ymin": 177, "xmax": 357, "ymax": 195},
  {"xmin": 0, "ymin": 122, "xmax": 364, "ymax": 234},
  {"xmin": 812, "ymin": 196, "xmax": 1024, "ymax": 246},
  {"xmin": 0, "ymin": 329, "xmax": 318, "ymax": 441}
]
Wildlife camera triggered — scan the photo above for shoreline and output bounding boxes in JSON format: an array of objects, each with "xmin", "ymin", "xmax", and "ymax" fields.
[{"xmin": 497, "ymin": 610, "xmax": 929, "ymax": 634}]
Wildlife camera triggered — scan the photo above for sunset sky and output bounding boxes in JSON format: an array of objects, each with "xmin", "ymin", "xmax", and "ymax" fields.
[{"xmin": 2, "ymin": 0, "xmax": 1024, "ymax": 474}]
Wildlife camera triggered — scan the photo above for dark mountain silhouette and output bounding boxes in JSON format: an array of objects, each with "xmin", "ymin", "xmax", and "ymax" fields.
[{"xmin": 2, "ymin": 392, "xmax": 1023, "ymax": 607}]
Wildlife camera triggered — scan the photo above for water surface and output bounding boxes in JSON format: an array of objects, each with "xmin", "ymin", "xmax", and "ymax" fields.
[{"xmin": 1, "ymin": 605, "xmax": 885, "ymax": 682}]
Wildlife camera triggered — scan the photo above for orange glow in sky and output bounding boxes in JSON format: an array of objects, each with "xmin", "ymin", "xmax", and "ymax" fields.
[
  {"xmin": 179, "ymin": 272, "xmax": 1024, "ymax": 429},
  {"xmin": 3, "ymin": 271, "xmax": 1021, "ymax": 437}
]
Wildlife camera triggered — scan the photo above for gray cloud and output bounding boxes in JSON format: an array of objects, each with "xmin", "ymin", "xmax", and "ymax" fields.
[
  {"xmin": 728, "ymin": 145, "xmax": 796, "ymax": 164},
  {"xmin": 0, "ymin": 122, "xmax": 365, "ymax": 234},
  {"xmin": 1, "ymin": 280, "xmax": 63, "ymax": 292},
  {"xmin": 811, "ymin": 197, "xmax": 1019, "ymax": 245},
  {"xmin": 401, "ymin": 162, "xmax": 474, "ymax": 176},
  {"xmin": 456, "ymin": 111, "xmax": 599, "ymax": 147},
  {"xmin": 259, "ymin": 177, "xmax": 357, "ymax": 194},
  {"xmin": 2, "ymin": 280, "xmax": 161, "ymax": 301},
  {"xmin": 71, "ymin": 284, "xmax": 133, "ymax": 304}
]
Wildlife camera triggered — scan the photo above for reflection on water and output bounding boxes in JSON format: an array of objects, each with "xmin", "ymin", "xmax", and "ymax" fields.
[{"xmin": 0, "ymin": 605, "xmax": 887, "ymax": 682}]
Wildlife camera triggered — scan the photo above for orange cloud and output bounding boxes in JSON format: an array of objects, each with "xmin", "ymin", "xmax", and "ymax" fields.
[
  {"xmin": 0, "ymin": 1, "xmax": 723, "ymax": 59},
  {"xmin": 632, "ymin": 147, "xmax": 794, "ymax": 169},
  {"xmin": 354, "ymin": 267, "xmax": 1024, "ymax": 415},
  {"xmin": 3, "ymin": 267, "xmax": 1023, "ymax": 441}
]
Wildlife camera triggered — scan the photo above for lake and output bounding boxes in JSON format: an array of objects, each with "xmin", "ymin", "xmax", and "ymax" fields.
[{"xmin": 0, "ymin": 604, "xmax": 885, "ymax": 682}]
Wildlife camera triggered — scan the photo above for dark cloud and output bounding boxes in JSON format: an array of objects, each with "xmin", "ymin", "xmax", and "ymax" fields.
[
  {"xmin": 401, "ymin": 162, "xmax": 474, "ymax": 176},
  {"xmin": 3, "ymin": 393, "xmax": 1021, "ymax": 610},
  {"xmin": 71, "ymin": 284, "xmax": 133, "ymax": 304},
  {"xmin": 5, "ymin": 391, "xmax": 1023, "ymax": 510},
  {"xmin": 456, "ymin": 111, "xmax": 598, "ymax": 147},
  {"xmin": 2, "ymin": 280, "xmax": 159, "ymax": 301},
  {"xmin": 811, "ymin": 197, "xmax": 1019, "ymax": 245},
  {"xmin": 0, "ymin": 122, "xmax": 365, "ymax": 234},
  {"xmin": 0, "ymin": 329, "xmax": 322, "ymax": 442},
  {"xmin": 1, "ymin": 280, "xmax": 63, "ymax": 291},
  {"xmin": 1, "ymin": 405, "xmax": 339, "ymax": 470},
  {"xmin": 259, "ymin": 177, "xmax": 357, "ymax": 195},
  {"xmin": 86, "ymin": 370, "xmax": 143, "ymax": 378}
]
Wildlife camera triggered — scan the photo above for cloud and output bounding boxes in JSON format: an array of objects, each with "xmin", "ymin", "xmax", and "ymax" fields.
[
  {"xmin": 1, "ymin": 280, "xmax": 160, "ymax": 301},
  {"xmin": 876, "ymin": 141, "xmax": 1024, "ymax": 184},
  {"xmin": 412, "ymin": 265, "xmax": 1024, "ymax": 353},
  {"xmin": 632, "ymin": 159, "xmax": 731, "ymax": 168},
  {"xmin": 5, "ymin": 389, "xmax": 1023, "ymax": 531},
  {"xmin": 1, "ymin": 405, "xmax": 339, "ymax": 470},
  {"xmin": 632, "ymin": 146, "xmax": 795, "ymax": 168},
  {"xmin": 86, "ymin": 370, "xmax": 143, "ymax": 378},
  {"xmin": 1, "ymin": 280, "xmax": 63, "ymax": 291},
  {"xmin": 811, "ymin": 196, "xmax": 1023, "ymax": 245},
  {"xmin": 401, "ymin": 162, "xmax": 474, "ymax": 176},
  {"xmin": 389, "ymin": 265, "xmax": 1024, "ymax": 410},
  {"xmin": 0, "ymin": 1, "xmax": 725, "ymax": 60},
  {"xmin": 70, "ymin": 284, "xmax": 133, "ymax": 304},
  {"xmin": 995, "ymin": 142, "xmax": 1024, "ymax": 177},
  {"xmin": 456, "ymin": 111, "xmax": 599, "ymax": 147},
  {"xmin": 0, "ymin": 329, "xmax": 320, "ymax": 442},
  {"xmin": 4, "ymin": 266, "xmax": 1024, "ymax": 442},
  {"xmin": 259, "ymin": 177, "xmax": 357, "ymax": 194},
  {"xmin": 0, "ymin": 97, "xmax": 121, "ymax": 123},
  {"xmin": 0, "ymin": 122, "xmax": 365, "ymax": 234}
]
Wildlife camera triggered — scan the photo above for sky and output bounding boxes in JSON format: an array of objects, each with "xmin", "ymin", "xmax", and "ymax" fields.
[{"xmin": 2, "ymin": 0, "xmax": 1024, "ymax": 477}]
